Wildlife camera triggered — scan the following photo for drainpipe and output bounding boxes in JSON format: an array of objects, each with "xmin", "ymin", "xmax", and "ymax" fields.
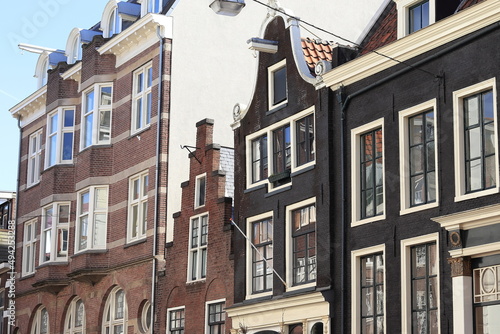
[
  {"xmin": 11, "ymin": 116, "xmax": 22, "ymax": 334},
  {"xmin": 335, "ymin": 20, "xmax": 500, "ymax": 334},
  {"xmin": 151, "ymin": 24, "xmax": 165, "ymax": 333}
]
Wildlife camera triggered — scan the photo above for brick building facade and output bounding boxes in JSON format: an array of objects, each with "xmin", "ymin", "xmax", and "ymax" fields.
[
  {"xmin": 9, "ymin": 2, "xmax": 172, "ymax": 333},
  {"xmin": 155, "ymin": 119, "xmax": 234, "ymax": 333}
]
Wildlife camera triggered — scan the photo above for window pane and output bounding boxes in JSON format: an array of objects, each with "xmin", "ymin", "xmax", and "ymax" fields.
[
  {"xmin": 64, "ymin": 109, "xmax": 74, "ymax": 127},
  {"xmin": 49, "ymin": 135, "xmax": 57, "ymax": 166},
  {"xmin": 86, "ymin": 91, "xmax": 95, "ymax": 113},
  {"xmin": 94, "ymin": 213, "xmax": 107, "ymax": 247},
  {"xmin": 137, "ymin": 72, "xmax": 144, "ymax": 94},
  {"xmin": 273, "ymin": 66, "xmax": 287, "ymax": 105},
  {"xmin": 62, "ymin": 132, "xmax": 73, "ymax": 161},
  {"xmin": 136, "ymin": 98, "xmax": 143, "ymax": 129},
  {"xmin": 100, "ymin": 87, "xmax": 112, "ymax": 105},
  {"xmin": 84, "ymin": 113, "xmax": 93, "ymax": 147},
  {"xmin": 95, "ymin": 188, "xmax": 108, "ymax": 209},
  {"xmin": 99, "ymin": 110, "xmax": 111, "ymax": 142}
]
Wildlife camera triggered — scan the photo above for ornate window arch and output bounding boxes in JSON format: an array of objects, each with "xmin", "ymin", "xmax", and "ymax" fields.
[
  {"xmin": 101, "ymin": 0, "xmax": 119, "ymax": 38},
  {"xmin": 64, "ymin": 298, "xmax": 85, "ymax": 334},
  {"xmin": 35, "ymin": 52, "xmax": 50, "ymax": 88},
  {"xmin": 31, "ymin": 307, "xmax": 49, "ymax": 334},
  {"xmin": 102, "ymin": 287, "xmax": 127, "ymax": 333},
  {"xmin": 65, "ymin": 28, "xmax": 82, "ymax": 65}
]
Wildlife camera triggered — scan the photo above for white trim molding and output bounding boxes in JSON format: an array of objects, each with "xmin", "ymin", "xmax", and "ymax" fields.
[
  {"xmin": 351, "ymin": 244, "xmax": 386, "ymax": 334},
  {"xmin": 452, "ymin": 78, "xmax": 498, "ymax": 202},
  {"xmin": 323, "ymin": 0, "xmax": 500, "ymax": 91},
  {"xmin": 398, "ymin": 99, "xmax": 439, "ymax": 215}
]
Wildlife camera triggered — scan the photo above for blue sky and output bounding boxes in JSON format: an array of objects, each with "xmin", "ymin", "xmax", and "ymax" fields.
[{"xmin": 0, "ymin": 0, "xmax": 107, "ymax": 192}]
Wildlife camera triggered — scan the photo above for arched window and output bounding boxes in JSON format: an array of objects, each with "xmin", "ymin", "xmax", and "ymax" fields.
[
  {"xmin": 311, "ymin": 322, "xmax": 323, "ymax": 334},
  {"xmin": 102, "ymin": 1, "xmax": 119, "ymax": 38},
  {"xmin": 139, "ymin": 300, "xmax": 151, "ymax": 333},
  {"xmin": 35, "ymin": 54, "xmax": 49, "ymax": 88},
  {"xmin": 64, "ymin": 298, "xmax": 85, "ymax": 334},
  {"xmin": 31, "ymin": 307, "xmax": 49, "ymax": 334},
  {"xmin": 103, "ymin": 287, "xmax": 127, "ymax": 333},
  {"xmin": 66, "ymin": 29, "xmax": 82, "ymax": 65}
]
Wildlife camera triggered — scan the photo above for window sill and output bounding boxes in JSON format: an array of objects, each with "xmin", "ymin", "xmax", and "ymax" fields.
[
  {"xmin": 266, "ymin": 101, "xmax": 288, "ymax": 115},
  {"xmin": 20, "ymin": 273, "xmax": 36, "ymax": 281},
  {"xmin": 25, "ymin": 181, "xmax": 41, "ymax": 190},
  {"xmin": 36, "ymin": 261, "xmax": 68, "ymax": 269},
  {"xmin": 455, "ymin": 187, "xmax": 499, "ymax": 202},
  {"xmin": 245, "ymin": 182, "xmax": 267, "ymax": 193},
  {"xmin": 71, "ymin": 249, "xmax": 108, "ymax": 258},
  {"xmin": 285, "ymin": 282, "xmax": 316, "ymax": 294},
  {"xmin": 351, "ymin": 214, "xmax": 386, "ymax": 227},
  {"xmin": 291, "ymin": 163, "xmax": 315, "ymax": 177},
  {"xmin": 186, "ymin": 279, "xmax": 206, "ymax": 286},
  {"xmin": 244, "ymin": 292, "xmax": 273, "ymax": 302},
  {"xmin": 129, "ymin": 125, "xmax": 151, "ymax": 139},
  {"xmin": 44, "ymin": 162, "xmax": 75, "ymax": 172},
  {"xmin": 265, "ymin": 184, "xmax": 292, "ymax": 197},
  {"xmin": 78, "ymin": 144, "xmax": 112, "ymax": 154},
  {"xmin": 400, "ymin": 201, "xmax": 438, "ymax": 215},
  {"xmin": 124, "ymin": 237, "xmax": 147, "ymax": 248}
]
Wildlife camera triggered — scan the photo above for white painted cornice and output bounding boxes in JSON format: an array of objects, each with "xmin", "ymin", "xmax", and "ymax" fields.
[
  {"xmin": 322, "ymin": 0, "xmax": 500, "ymax": 91},
  {"xmin": 226, "ymin": 292, "xmax": 329, "ymax": 326},
  {"xmin": 432, "ymin": 203, "xmax": 500, "ymax": 231},
  {"xmin": 61, "ymin": 62, "xmax": 82, "ymax": 84},
  {"xmin": 9, "ymin": 86, "xmax": 47, "ymax": 126},
  {"xmin": 98, "ymin": 13, "xmax": 173, "ymax": 67}
]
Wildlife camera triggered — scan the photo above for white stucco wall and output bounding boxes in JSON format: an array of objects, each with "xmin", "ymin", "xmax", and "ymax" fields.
[{"xmin": 165, "ymin": 0, "xmax": 387, "ymax": 240}]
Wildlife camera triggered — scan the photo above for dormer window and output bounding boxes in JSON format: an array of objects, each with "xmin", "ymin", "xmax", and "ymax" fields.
[
  {"xmin": 409, "ymin": 1, "xmax": 429, "ymax": 33},
  {"xmin": 268, "ymin": 59, "xmax": 287, "ymax": 111},
  {"xmin": 34, "ymin": 51, "xmax": 66, "ymax": 88},
  {"xmin": 66, "ymin": 28, "xmax": 102, "ymax": 64},
  {"xmin": 102, "ymin": 1, "xmax": 141, "ymax": 38},
  {"xmin": 141, "ymin": 0, "xmax": 161, "ymax": 15},
  {"xmin": 66, "ymin": 29, "xmax": 82, "ymax": 65},
  {"xmin": 395, "ymin": 0, "xmax": 435, "ymax": 38}
]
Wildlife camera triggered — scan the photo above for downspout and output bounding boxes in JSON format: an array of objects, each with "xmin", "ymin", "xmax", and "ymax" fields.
[
  {"xmin": 335, "ymin": 20, "xmax": 499, "ymax": 334},
  {"xmin": 151, "ymin": 24, "xmax": 165, "ymax": 333},
  {"xmin": 11, "ymin": 116, "xmax": 22, "ymax": 334},
  {"xmin": 336, "ymin": 87, "xmax": 347, "ymax": 334}
]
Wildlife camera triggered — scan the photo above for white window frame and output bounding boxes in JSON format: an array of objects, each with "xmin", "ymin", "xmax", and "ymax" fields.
[
  {"xmin": 80, "ymin": 83, "xmax": 113, "ymax": 150},
  {"xmin": 166, "ymin": 306, "xmax": 185, "ymax": 334},
  {"xmin": 205, "ymin": 299, "xmax": 226, "ymax": 334},
  {"xmin": 75, "ymin": 185, "xmax": 109, "ymax": 253},
  {"xmin": 395, "ymin": 0, "xmax": 436, "ymax": 38},
  {"xmin": 194, "ymin": 174, "xmax": 207, "ymax": 209},
  {"xmin": 64, "ymin": 298, "xmax": 85, "ymax": 334},
  {"xmin": 40, "ymin": 202, "xmax": 70, "ymax": 264},
  {"xmin": 285, "ymin": 197, "xmax": 317, "ymax": 292},
  {"xmin": 35, "ymin": 53, "xmax": 50, "ymax": 88},
  {"xmin": 102, "ymin": 1, "xmax": 120, "ymax": 38},
  {"xmin": 140, "ymin": 300, "xmax": 152, "ymax": 334},
  {"xmin": 453, "ymin": 78, "xmax": 498, "ymax": 202},
  {"xmin": 268, "ymin": 59, "xmax": 287, "ymax": 110},
  {"xmin": 65, "ymin": 28, "xmax": 82, "ymax": 65},
  {"xmin": 27, "ymin": 129, "xmax": 43, "ymax": 188},
  {"xmin": 45, "ymin": 107, "xmax": 75, "ymax": 168},
  {"xmin": 401, "ymin": 233, "xmax": 440, "ymax": 334},
  {"xmin": 245, "ymin": 107, "xmax": 316, "ymax": 190},
  {"xmin": 245, "ymin": 211, "xmax": 274, "ymax": 299},
  {"xmin": 102, "ymin": 287, "xmax": 127, "ymax": 334},
  {"xmin": 187, "ymin": 213, "xmax": 208, "ymax": 282},
  {"xmin": 399, "ymin": 99, "xmax": 439, "ymax": 215},
  {"xmin": 141, "ymin": 0, "xmax": 162, "ymax": 16},
  {"xmin": 131, "ymin": 63, "xmax": 154, "ymax": 134},
  {"xmin": 22, "ymin": 219, "xmax": 37, "ymax": 276},
  {"xmin": 127, "ymin": 171, "xmax": 149, "ymax": 243},
  {"xmin": 351, "ymin": 118, "xmax": 386, "ymax": 226},
  {"xmin": 351, "ymin": 244, "xmax": 386, "ymax": 334},
  {"xmin": 31, "ymin": 307, "xmax": 49, "ymax": 334}
]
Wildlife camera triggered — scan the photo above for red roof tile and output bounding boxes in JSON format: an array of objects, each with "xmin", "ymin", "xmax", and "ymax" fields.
[
  {"xmin": 360, "ymin": 1, "xmax": 397, "ymax": 55},
  {"xmin": 301, "ymin": 38, "xmax": 335, "ymax": 72},
  {"xmin": 360, "ymin": 0, "xmax": 486, "ymax": 55}
]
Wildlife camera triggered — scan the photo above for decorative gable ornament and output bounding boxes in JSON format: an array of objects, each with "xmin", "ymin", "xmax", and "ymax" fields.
[{"xmin": 247, "ymin": 38, "xmax": 279, "ymax": 54}]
